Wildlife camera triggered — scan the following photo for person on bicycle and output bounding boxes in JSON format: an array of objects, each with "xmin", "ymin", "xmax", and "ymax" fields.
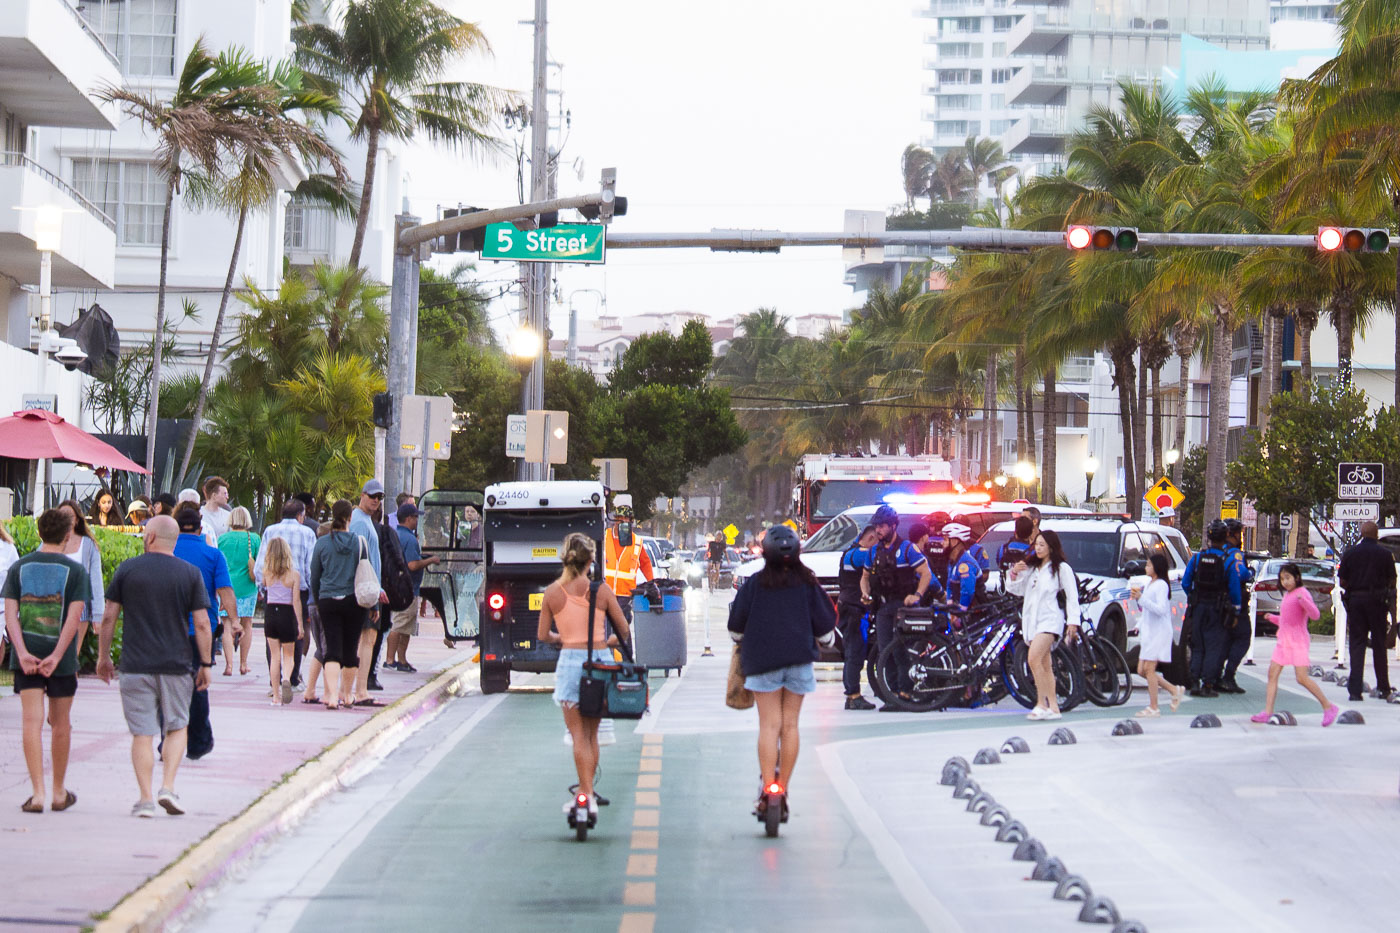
[
  {"xmin": 1006, "ymin": 530, "xmax": 1080, "ymax": 721},
  {"xmin": 838, "ymin": 525, "xmax": 879, "ymax": 710},
  {"xmin": 860, "ymin": 505, "xmax": 932, "ymax": 710},
  {"xmin": 706, "ymin": 533, "xmax": 726, "ymax": 590},
  {"xmin": 538, "ymin": 533, "xmax": 631, "ymax": 818},
  {"xmin": 728, "ymin": 525, "xmax": 835, "ymax": 814},
  {"xmin": 943, "ymin": 523, "xmax": 984, "ymax": 610}
]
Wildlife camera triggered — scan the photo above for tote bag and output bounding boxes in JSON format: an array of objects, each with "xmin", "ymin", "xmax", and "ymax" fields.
[{"xmin": 354, "ymin": 536, "xmax": 380, "ymax": 609}]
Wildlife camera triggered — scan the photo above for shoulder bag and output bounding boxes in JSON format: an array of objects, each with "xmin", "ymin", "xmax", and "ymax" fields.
[
  {"xmin": 578, "ymin": 581, "xmax": 649, "ymax": 719},
  {"xmin": 725, "ymin": 642, "xmax": 754, "ymax": 710},
  {"xmin": 353, "ymin": 536, "xmax": 380, "ymax": 609},
  {"xmin": 245, "ymin": 532, "xmax": 256, "ymax": 582}
]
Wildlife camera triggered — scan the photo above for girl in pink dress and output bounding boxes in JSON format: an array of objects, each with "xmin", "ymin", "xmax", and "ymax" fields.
[{"xmin": 1251, "ymin": 563, "xmax": 1339, "ymax": 726}]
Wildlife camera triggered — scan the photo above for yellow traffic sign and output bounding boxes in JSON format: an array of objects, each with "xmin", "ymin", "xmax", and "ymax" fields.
[
  {"xmin": 1145, "ymin": 476, "xmax": 1184, "ymax": 511},
  {"xmin": 782, "ymin": 519, "xmax": 800, "ymax": 533},
  {"xmin": 722, "ymin": 522, "xmax": 739, "ymax": 545},
  {"xmin": 1220, "ymin": 499, "xmax": 1240, "ymax": 520}
]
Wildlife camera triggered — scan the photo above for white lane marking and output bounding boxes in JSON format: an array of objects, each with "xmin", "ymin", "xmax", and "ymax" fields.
[
  {"xmin": 633, "ymin": 676, "xmax": 682, "ymax": 735},
  {"xmin": 816, "ymin": 740, "xmax": 965, "ymax": 933}
]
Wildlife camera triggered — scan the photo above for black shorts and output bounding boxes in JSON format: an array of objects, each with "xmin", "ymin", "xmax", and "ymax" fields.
[
  {"xmin": 264, "ymin": 603, "xmax": 299, "ymax": 642},
  {"xmin": 13, "ymin": 671, "xmax": 78, "ymax": 698}
]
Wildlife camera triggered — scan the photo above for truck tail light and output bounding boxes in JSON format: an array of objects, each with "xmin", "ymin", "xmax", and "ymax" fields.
[{"xmin": 487, "ymin": 591, "xmax": 507, "ymax": 621}]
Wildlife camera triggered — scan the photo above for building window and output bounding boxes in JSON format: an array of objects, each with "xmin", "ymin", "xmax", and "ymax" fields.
[
  {"xmin": 941, "ymin": 42, "xmax": 972, "ymax": 57},
  {"xmin": 989, "ymin": 68, "xmax": 1012, "ymax": 84},
  {"xmin": 989, "ymin": 119, "xmax": 1013, "ymax": 134},
  {"xmin": 991, "ymin": 42, "xmax": 1006, "ymax": 57},
  {"xmin": 285, "ymin": 198, "xmax": 335, "ymax": 256},
  {"xmin": 941, "ymin": 16, "xmax": 981, "ymax": 33},
  {"xmin": 939, "ymin": 94, "xmax": 973, "ymax": 109},
  {"xmin": 72, "ymin": 159, "xmax": 165, "ymax": 247},
  {"xmin": 937, "ymin": 69, "xmax": 970, "ymax": 84},
  {"xmin": 76, "ymin": 0, "xmax": 178, "ymax": 77},
  {"xmin": 989, "ymin": 93, "xmax": 1006, "ymax": 109},
  {"xmin": 992, "ymin": 15, "xmax": 1017, "ymax": 30},
  {"xmin": 936, "ymin": 121, "xmax": 970, "ymax": 137}
]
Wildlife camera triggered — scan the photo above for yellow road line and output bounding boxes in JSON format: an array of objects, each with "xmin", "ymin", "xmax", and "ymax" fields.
[
  {"xmin": 618, "ymin": 912, "xmax": 655, "ymax": 933},
  {"xmin": 623, "ymin": 882, "xmax": 657, "ymax": 907},
  {"xmin": 626, "ymin": 853, "xmax": 658, "ymax": 876}
]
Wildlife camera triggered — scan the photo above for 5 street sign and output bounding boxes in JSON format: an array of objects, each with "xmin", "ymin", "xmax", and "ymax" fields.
[
  {"xmin": 482, "ymin": 222, "xmax": 605, "ymax": 264},
  {"xmin": 1337, "ymin": 462, "xmax": 1384, "ymax": 500}
]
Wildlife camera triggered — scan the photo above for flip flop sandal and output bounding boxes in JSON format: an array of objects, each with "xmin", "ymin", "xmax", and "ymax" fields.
[
  {"xmin": 302, "ymin": 697, "xmax": 321, "ymax": 704},
  {"xmin": 21, "ymin": 797, "xmax": 43, "ymax": 813},
  {"xmin": 50, "ymin": 791, "xmax": 76, "ymax": 812},
  {"xmin": 353, "ymin": 698, "xmax": 384, "ymax": 707}
]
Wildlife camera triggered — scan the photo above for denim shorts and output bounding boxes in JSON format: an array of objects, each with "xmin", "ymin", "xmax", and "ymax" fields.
[
  {"xmin": 553, "ymin": 649, "xmax": 616, "ymax": 707},
  {"xmin": 744, "ymin": 662, "xmax": 817, "ymax": 695}
]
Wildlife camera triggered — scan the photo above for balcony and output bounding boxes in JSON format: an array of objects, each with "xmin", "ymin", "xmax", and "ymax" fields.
[
  {"xmin": 1006, "ymin": 8, "xmax": 1070, "ymax": 55},
  {"xmin": 999, "ymin": 111, "xmax": 1067, "ymax": 156},
  {"xmin": 0, "ymin": 0, "xmax": 121, "ymax": 130},
  {"xmin": 0, "ymin": 151, "xmax": 116, "ymax": 289},
  {"xmin": 1006, "ymin": 57, "xmax": 1070, "ymax": 106}
]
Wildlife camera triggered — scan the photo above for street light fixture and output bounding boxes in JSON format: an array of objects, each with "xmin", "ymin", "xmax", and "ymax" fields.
[
  {"xmin": 1013, "ymin": 460, "xmax": 1036, "ymax": 499},
  {"xmin": 1084, "ymin": 455, "xmax": 1098, "ymax": 506},
  {"xmin": 1165, "ymin": 448, "xmax": 1180, "ymax": 466},
  {"xmin": 509, "ymin": 325, "xmax": 543, "ymax": 362}
]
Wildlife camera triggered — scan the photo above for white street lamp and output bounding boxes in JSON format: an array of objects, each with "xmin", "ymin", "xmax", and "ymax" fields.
[
  {"xmin": 1084, "ymin": 455, "xmax": 1099, "ymax": 505},
  {"xmin": 1165, "ymin": 448, "xmax": 1180, "ymax": 466},
  {"xmin": 28, "ymin": 205, "xmax": 64, "ymax": 515},
  {"xmin": 509, "ymin": 325, "xmax": 543, "ymax": 362}
]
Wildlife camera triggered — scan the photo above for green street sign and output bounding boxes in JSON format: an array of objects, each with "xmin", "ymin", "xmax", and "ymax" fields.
[{"xmin": 481, "ymin": 222, "xmax": 605, "ymax": 263}]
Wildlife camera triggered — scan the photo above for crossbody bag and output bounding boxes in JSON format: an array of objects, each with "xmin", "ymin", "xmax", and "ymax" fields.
[{"xmin": 578, "ymin": 581, "xmax": 649, "ymax": 720}]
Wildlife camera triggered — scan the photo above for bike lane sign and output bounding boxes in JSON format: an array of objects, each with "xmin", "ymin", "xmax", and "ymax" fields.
[{"xmin": 1337, "ymin": 462, "xmax": 1383, "ymax": 500}]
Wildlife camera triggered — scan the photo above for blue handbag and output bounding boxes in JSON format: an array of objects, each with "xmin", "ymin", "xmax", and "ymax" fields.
[{"xmin": 578, "ymin": 582, "xmax": 649, "ymax": 720}]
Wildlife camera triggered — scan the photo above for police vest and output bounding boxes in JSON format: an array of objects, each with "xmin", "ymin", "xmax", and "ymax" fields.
[
  {"xmin": 925, "ymin": 536, "xmax": 949, "ymax": 586},
  {"xmin": 999, "ymin": 539, "xmax": 1032, "ymax": 572},
  {"xmin": 1190, "ymin": 548, "xmax": 1228, "ymax": 604},
  {"xmin": 838, "ymin": 546, "xmax": 865, "ymax": 607},
  {"xmin": 872, "ymin": 536, "xmax": 919, "ymax": 599}
]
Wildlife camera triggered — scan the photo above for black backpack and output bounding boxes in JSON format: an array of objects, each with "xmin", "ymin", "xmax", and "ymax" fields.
[
  {"xmin": 378, "ymin": 519, "xmax": 416, "ymax": 612},
  {"xmin": 1191, "ymin": 549, "xmax": 1227, "ymax": 603}
]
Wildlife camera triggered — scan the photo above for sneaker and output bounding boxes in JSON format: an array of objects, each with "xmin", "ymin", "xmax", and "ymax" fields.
[
  {"xmin": 562, "ymin": 728, "xmax": 573, "ymax": 747},
  {"xmin": 156, "ymin": 788, "xmax": 184, "ymax": 815},
  {"xmin": 844, "ymin": 696, "xmax": 877, "ymax": 711},
  {"xmin": 367, "ymin": 679, "xmax": 384, "ymax": 692},
  {"xmin": 587, "ymin": 794, "xmax": 599, "ymax": 816},
  {"xmin": 398, "ymin": 662, "xmax": 417, "ymax": 673},
  {"xmin": 1322, "ymin": 705, "xmax": 1341, "ymax": 727},
  {"xmin": 1250, "ymin": 712, "xmax": 1271, "ymax": 723},
  {"xmin": 598, "ymin": 719, "xmax": 616, "ymax": 746},
  {"xmin": 131, "ymin": 800, "xmax": 157, "ymax": 819},
  {"xmin": 1134, "ymin": 707, "xmax": 1161, "ymax": 718},
  {"xmin": 1199, "ymin": 687, "xmax": 1219, "ymax": 698},
  {"xmin": 383, "ymin": 662, "xmax": 401, "ymax": 672},
  {"xmin": 1219, "ymin": 680, "xmax": 1246, "ymax": 695},
  {"xmin": 279, "ymin": 681, "xmax": 293, "ymax": 705}
]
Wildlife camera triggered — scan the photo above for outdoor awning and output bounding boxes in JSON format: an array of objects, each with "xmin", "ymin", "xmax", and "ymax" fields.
[{"xmin": 0, "ymin": 409, "xmax": 149, "ymax": 474}]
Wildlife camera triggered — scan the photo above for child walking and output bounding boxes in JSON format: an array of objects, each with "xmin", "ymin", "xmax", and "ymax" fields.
[
  {"xmin": 1251, "ymin": 563, "xmax": 1339, "ymax": 726},
  {"xmin": 262, "ymin": 537, "xmax": 304, "ymax": 706},
  {"xmin": 1129, "ymin": 553, "xmax": 1183, "ymax": 717}
]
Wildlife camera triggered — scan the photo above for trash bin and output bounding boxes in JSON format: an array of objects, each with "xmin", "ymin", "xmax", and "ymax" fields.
[{"xmin": 631, "ymin": 579, "xmax": 687, "ymax": 675}]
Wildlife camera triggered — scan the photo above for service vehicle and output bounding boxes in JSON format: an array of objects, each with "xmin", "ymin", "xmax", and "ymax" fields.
[
  {"xmin": 790, "ymin": 454, "xmax": 956, "ymax": 536},
  {"xmin": 979, "ymin": 517, "xmax": 1194, "ymax": 683},
  {"xmin": 475, "ymin": 481, "xmax": 608, "ymax": 694},
  {"xmin": 416, "ymin": 488, "xmax": 486, "ymax": 642}
]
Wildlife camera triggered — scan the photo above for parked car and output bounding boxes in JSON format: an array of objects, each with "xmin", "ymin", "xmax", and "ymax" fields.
[
  {"xmin": 1250, "ymin": 558, "xmax": 1336, "ymax": 634},
  {"xmin": 684, "ymin": 546, "xmax": 741, "ymax": 589},
  {"xmin": 640, "ymin": 536, "xmax": 690, "ymax": 584}
]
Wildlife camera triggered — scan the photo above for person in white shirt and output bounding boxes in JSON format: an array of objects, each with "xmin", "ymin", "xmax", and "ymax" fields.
[
  {"xmin": 1006, "ymin": 530, "xmax": 1079, "ymax": 721},
  {"xmin": 199, "ymin": 477, "xmax": 231, "ymax": 547},
  {"xmin": 1130, "ymin": 552, "xmax": 1183, "ymax": 717}
]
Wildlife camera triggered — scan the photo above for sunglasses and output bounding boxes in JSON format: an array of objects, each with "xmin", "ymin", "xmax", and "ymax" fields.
[{"xmin": 370, "ymin": 493, "xmax": 385, "ymax": 500}]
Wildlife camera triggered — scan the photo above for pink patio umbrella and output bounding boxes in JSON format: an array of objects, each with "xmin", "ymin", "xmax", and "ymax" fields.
[{"xmin": 0, "ymin": 409, "xmax": 149, "ymax": 474}]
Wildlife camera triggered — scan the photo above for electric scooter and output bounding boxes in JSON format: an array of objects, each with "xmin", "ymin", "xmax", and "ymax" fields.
[
  {"xmin": 755, "ymin": 774, "xmax": 788, "ymax": 837},
  {"xmin": 567, "ymin": 790, "xmax": 597, "ymax": 841}
]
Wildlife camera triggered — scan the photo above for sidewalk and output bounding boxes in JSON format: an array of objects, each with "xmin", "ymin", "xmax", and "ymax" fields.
[{"xmin": 0, "ymin": 615, "xmax": 470, "ymax": 931}]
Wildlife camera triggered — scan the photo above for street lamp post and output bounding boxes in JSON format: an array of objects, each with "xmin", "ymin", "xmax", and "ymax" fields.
[
  {"xmin": 1083, "ymin": 455, "xmax": 1098, "ymax": 508},
  {"xmin": 1013, "ymin": 460, "xmax": 1036, "ymax": 501},
  {"xmin": 31, "ymin": 206, "xmax": 63, "ymax": 515}
]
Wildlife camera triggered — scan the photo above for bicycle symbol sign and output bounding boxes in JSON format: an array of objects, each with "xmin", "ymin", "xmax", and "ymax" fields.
[{"xmin": 1337, "ymin": 461, "xmax": 1384, "ymax": 500}]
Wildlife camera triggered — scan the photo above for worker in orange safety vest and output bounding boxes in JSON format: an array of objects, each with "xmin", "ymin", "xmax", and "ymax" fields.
[{"xmin": 604, "ymin": 494, "xmax": 653, "ymax": 621}]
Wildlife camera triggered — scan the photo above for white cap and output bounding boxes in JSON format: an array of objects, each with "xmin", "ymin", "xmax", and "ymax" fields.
[
  {"xmin": 613, "ymin": 494, "xmax": 633, "ymax": 509},
  {"xmin": 177, "ymin": 488, "xmax": 200, "ymax": 504},
  {"xmin": 1157, "ymin": 506, "xmax": 1175, "ymax": 518}
]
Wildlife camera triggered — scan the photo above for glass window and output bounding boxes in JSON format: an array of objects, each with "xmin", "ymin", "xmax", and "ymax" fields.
[
  {"xmin": 1056, "ymin": 532, "xmax": 1121, "ymax": 577},
  {"xmin": 72, "ymin": 159, "xmax": 163, "ymax": 247},
  {"xmin": 993, "ymin": 15, "xmax": 1017, "ymax": 30},
  {"xmin": 989, "ymin": 68, "xmax": 1012, "ymax": 84},
  {"xmin": 77, "ymin": 0, "xmax": 178, "ymax": 77}
]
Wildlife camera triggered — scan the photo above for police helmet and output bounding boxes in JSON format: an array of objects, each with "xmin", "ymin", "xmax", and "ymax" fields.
[
  {"xmin": 871, "ymin": 504, "xmax": 899, "ymax": 527},
  {"xmin": 762, "ymin": 524, "xmax": 801, "ymax": 562},
  {"xmin": 926, "ymin": 510, "xmax": 953, "ymax": 530},
  {"xmin": 943, "ymin": 522, "xmax": 972, "ymax": 542},
  {"xmin": 1206, "ymin": 519, "xmax": 1228, "ymax": 543},
  {"xmin": 1224, "ymin": 518, "xmax": 1244, "ymax": 536}
]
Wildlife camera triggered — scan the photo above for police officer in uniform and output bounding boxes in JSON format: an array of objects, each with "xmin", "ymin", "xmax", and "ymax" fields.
[
  {"xmin": 1216, "ymin": 518, "xmax": 1255, "ymax": 693},
  {"xmin": 906, "ymin": 522, "xmax": 949, "ymax": 608},
  {"xmin": 838, "ymin": 524, "xmax": 879, "ymax": 710},
  {"xmin": 1338, "ymin": 520, "xmax": 1397, "ymax": 701},
  {"xmin": 943, "ymin": 523, "xmax": 984, "ymax": 610},
  {"xmin": 997, "ymin": 516, "xmax": 1036, "ymax": 581},
  {"xmin": 923, "ymin": 511, "xmax": 952, "ymax": 588},
  {"xmin": 859, "ymin": 505, "xmax": 933, "ymax": 710},
  {"xmin": 1181, "ymin": 520, "xmax": 1244, "ymax": 697}
]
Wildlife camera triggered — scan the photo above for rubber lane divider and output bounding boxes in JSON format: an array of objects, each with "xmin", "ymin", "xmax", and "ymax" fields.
[
  {"xmin": 622, "ymin": 734, "xmax": 662, "ymax": 932},
  {"xmin": 96, "ymin": 657, "xmax": 478, "ymax": 933}
]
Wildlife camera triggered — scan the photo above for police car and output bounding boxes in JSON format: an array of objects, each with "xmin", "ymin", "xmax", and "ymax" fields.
[{"xmin": 979, "ymin": 517, "xmax": 1194, "ymax": 681}]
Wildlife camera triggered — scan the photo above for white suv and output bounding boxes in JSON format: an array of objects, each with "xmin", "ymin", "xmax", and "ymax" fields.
[{"xmin": 980, "ymin": 517, "xmax": 1193, "ymax": 681}]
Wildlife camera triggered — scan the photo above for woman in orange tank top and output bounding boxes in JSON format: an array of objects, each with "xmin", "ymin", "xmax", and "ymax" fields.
[{"xmin": 538, "ymin": 533, "xmax": 631, "ymax": 816}]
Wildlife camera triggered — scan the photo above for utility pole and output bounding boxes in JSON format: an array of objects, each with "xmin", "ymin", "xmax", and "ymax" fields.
[{"xmin": 522, "ymin": 0, "xmax": 550, "ymax": 483}]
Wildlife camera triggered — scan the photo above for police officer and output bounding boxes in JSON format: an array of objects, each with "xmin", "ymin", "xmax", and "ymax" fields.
[
  {"xmin": 1181, "ymin": 520, "xmax": 1244, "ymax": 697},
  {"xmin": 943, "ymin": 523, "xmax": 984, "ymax": 610},
  {"xmin": 1338, "ymin": 521, "xmax": 1397, "ymax": 701},
  {"xmin": 923, "ymin": 511, "xmax": 952, "ymax": 587},
  {"xmin": 838, "ymin": 525, "xmax": 879, "ymax": 710},
  {"xmin": 907, "ymin": 522, "xmax": 949, "ymax": 608},
  {"xmin": 1216, "ymin": 518, "xmax": 1255, "ymax": 694},
  {"xmin": 859, "ymin": 505, "xmax": 933, "ymax": 710},
  {"xmin": 997, "ymin": 516, "xmax": 1036, "ymax": 578}
]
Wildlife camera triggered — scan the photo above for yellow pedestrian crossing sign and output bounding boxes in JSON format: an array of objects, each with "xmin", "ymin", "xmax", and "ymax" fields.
[
  {"xmin": 1146, "ymin": 476, "xmax": 1184, "ymax": 511},
  {"xmin": 722, "ymin": 523, "xmax": 739, "ymax": 545}
]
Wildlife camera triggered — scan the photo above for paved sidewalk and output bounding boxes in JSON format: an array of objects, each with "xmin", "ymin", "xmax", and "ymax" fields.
[{"xmin": 0, "ymin": 615, "xmax": 470, "ymax": 931}]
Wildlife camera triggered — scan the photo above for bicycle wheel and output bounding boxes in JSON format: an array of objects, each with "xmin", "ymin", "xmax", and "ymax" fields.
[
  {"xmin": 1009, "ymin": 640, "xmax": 1085, "ymax": 712},
  {"xmin": 884, "ymin": 631, "xmax": 961, "ymax": 712},
  {"xmin": 1002, "ymin": 638, "xmax": 1036, "ymax": 709},
  {"xmin": 1095, "ymin": 636, "xmax": 1134, "ymax": 706},
  {"xmin": 1078, "ymin": 638, "xmax": 1119, "ymax": 708}
]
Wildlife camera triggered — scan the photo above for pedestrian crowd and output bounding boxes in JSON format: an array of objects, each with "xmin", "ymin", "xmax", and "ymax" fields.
[{"xmin": 2, "ymin": 475, "xmax": 437, "ymax": 816}]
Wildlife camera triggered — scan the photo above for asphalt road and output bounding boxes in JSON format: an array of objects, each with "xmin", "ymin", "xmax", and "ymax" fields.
[{"xmin": 188, "ymin": 587, "xmax": 1400, "ymax": 933}]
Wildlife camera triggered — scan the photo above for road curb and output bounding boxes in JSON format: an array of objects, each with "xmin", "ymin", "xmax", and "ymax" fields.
[{"xmin": 95, "ymin": 658, "xmax": 477, "ymax": 933}]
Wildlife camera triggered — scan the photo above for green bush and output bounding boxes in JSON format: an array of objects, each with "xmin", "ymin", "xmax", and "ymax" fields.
[
  {"xmin": 1311, "ymin": 609, "xmax": 1334, "ymax": 636},
  {"xmin": 5, "ymin": 515, "xmax": 37, "ymax": 555}
]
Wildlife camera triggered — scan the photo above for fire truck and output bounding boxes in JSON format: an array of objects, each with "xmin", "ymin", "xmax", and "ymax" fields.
[{"xmin": 790, "ymin": 454, "xmax": 956, "ymax": 536}]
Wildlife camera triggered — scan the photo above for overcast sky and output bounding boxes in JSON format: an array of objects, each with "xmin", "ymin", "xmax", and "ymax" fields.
[{"xmin": 403, "ymin": 1, "xmax": 924, "ymax": 338}]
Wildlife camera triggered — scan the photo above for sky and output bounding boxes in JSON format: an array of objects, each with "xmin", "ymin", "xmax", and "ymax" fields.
[{"xmin": 403, "ymin": 1, "xmax": 924, "ymax": 340}]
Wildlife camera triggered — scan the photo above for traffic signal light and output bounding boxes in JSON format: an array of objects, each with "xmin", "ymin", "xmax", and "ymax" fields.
[
  {"xmin": 437, "ymin": 206, "xmax": 487, "ymax": 253},
  {"xmin": 1065, "ymin": 225, "xmax": 1138, "ymax": 252},
  {"xmin": 1316, "ymin": 226, "xmax": 1390, "ymax": 253},
  {"xmin": 372, "ymin": 391, "xmax": 392, "ymax": 428},
  {"xmin": 579, "ymin": 167, "xmax": 628, "ymax": 224}
]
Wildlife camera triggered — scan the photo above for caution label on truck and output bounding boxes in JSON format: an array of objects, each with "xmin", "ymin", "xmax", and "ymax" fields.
[
  {"xmin": 528, "ymin": 593, "xmax": 544, "ymax": 611},
  {"xmin": 531, "ymin": 547, "xmax": 558, "ymax": 559}
]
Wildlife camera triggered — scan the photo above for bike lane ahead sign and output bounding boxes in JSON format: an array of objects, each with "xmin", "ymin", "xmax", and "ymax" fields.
[
  {"xmin": 482, "ymin": 222, "xmax": 605, "ymax": 263},
  {"xmin": 1337, "ymin": 462, "xmax": 1384, "ymax": 500}
]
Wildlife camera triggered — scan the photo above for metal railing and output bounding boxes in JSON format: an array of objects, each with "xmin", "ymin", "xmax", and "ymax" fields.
[
  {"xmin": 56, "ymin": 0, "xmax": 121, "ymax": 68},
  {"xmin": 0, "ymin": 151, "xmax": 116, "ymax": 231}
]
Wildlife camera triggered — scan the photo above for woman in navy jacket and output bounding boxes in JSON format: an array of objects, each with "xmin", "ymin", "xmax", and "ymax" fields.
[{"xmin": 729, "ymin": 525, "xmax": 836, "ymax": 809}]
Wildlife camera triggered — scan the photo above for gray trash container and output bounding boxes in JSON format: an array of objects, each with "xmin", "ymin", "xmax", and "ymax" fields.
[{"xmin": 632, "ymin": 580, "xmax": 687, "ymax": 675}]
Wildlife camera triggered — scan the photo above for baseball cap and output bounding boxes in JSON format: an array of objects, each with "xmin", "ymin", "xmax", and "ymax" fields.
[
  {"xmin": 1157, "ymin": 506, "xmax": 1175, "ymax": 518},
  {"xmin": 177, "ymin": 488, "xmax": 200, "ymax": 504},
  {"xmin": 361, "ymin": 479, "xmax": 385, "ymax": 496},
  {"xmin": 396, "ymin": 502, "xmax": 421, "ymax": 522}
]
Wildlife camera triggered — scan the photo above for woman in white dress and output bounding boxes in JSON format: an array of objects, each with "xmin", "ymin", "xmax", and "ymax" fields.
[
  {"xmin": 1006, "ymin": 530, "xmax": 1080, "ymax": 721},
  {"xmin": 1129, "ymin": 552, "xmax": 1182, "ymax": 717}
]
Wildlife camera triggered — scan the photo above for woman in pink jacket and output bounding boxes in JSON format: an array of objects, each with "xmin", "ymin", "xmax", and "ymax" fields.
[{"xmin": 1251, "ymin": 563, "xmax": 1340, "ymax": 726}]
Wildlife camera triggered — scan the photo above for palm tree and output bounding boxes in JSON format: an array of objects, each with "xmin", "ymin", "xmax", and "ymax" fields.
[
  {"xmin": 901, "ymin": 144, "xmax": 934, "ymax": 210},
  {"xmin": 929, "ymin": 150, "xmax": 972, "ymax": 205},
  {"xmin": 293, "ymin": 0, "xmax": 509, "ymax": 269},
  {"xmin": 175, "ymin": 56, "xmax": 347, "ymax": 482},
  {"xmin": 98, "ymin": 41, "xmax": 275, "ymax": 495},
  {"xmin": 962, "ymin": 135, "xmax": 1014, "ymax": 206}
]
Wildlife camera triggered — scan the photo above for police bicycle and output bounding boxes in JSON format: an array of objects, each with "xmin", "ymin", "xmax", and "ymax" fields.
[{"xmin": 1062, "ymin": 578, "xmax": 1134, "ymax": 708}]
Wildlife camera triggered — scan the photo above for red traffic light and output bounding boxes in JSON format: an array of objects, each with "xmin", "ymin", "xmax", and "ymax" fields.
[
  {"xmin": 1065, "ymin": 225, "xmax": 1138, "ymax": 251},
  {"xmin": 1066, "ymin": 226, "xmax": 1092, "ymax": 249},
  {"xmin": 1316, "ymin": 227, "xmax": 1343, "ymax": 251},
  {"xmin": 1317, "ymin": 226, "xmax": 1390, "ymax": 252}
]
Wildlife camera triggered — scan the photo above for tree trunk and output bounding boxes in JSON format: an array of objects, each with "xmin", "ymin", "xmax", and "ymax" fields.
[
  {"xmin": 1112, "ymin": 349, "xmax": 1138, "ymax": 507},
  {"xmin": 178, "ymin": 204, "xmax": 248, "ymax": 483},
  {"xmin": 1332, "ymin": 288, "xmax": 1355, "ymax": 388},
  {"xmin": 983, "ymin": 349, "xmax": 998, "ymax": 478},
  {"xmin": 1133, "ymin": 355, "xmax": 1148, "ymax": 508},
  {"xmin": 1041, "ymin": 369, "xmax": 1057, "ymax": 504},
  {"xmin": 348, "ymin": 122, "xmax": 380, "ymax": 271},
  {"xmin": 1013, "ymin": 347, "xmax": 1026, "ymax": 463},
  {"xmin": 1204, "ymin": 312, "xmax": 1233, "ymax": 530},
  {"xmin": 960, "ymin": 413, "xmax": 972, "ymax": 483},
  {"xmin": 143, "ymin": 172, "xmax": 179, "ymax": 497},
  {"xmin": 1258, "ymin": 310, "xmax": 1276, "ymax": 430},
  {"xmin": 1173, "ymin": 347, "xmax": 1190, "ymax": 485},
  {"xmin": 1150, "ymin": 362, "xmax": 1163, "ymax": 480},
  {"xmin": 1298, "ymin": 312, "xmax": 1313, "ymax": 386}
]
